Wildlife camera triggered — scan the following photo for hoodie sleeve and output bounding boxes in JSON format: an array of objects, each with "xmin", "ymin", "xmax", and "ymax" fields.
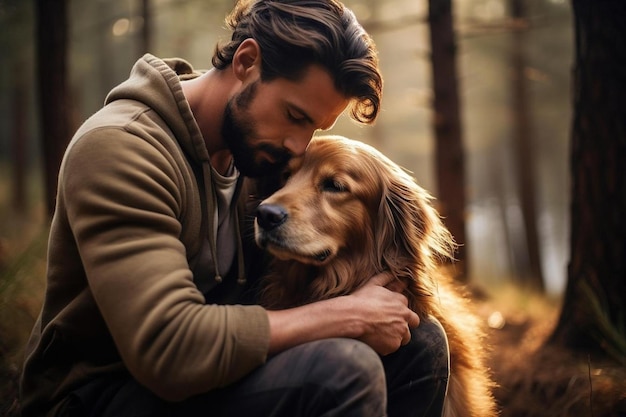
[{"xmin": 61, "ymin": 126, "xmax": 270, "ymax": 401}]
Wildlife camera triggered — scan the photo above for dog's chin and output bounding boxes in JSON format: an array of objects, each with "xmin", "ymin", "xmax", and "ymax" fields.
[
  {"xmin": 273, "ymin": 247, "xmax": 334, "ymax": 266},
  {"xmin": 256, "ymin": 235, "xmax": 335, "ymax": 266}
]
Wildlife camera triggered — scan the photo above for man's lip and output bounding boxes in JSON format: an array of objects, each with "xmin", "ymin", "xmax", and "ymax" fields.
[
  {"xmin": 256, "ymin": 144, "xmax": 292, "ymax": 166},
  {"xmin": 263, "ymin": 152, "xmax": 276, "ymax": 164}
]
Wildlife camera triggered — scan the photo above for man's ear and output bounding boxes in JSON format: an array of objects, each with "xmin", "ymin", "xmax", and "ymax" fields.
[{"xmin": 232, "ymin": 39, "xmax": 262, "ymax": 81}]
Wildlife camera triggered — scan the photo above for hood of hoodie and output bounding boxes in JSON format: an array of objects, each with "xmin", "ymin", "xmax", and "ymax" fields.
[
  {"xmin": 105, "ymin": 53, "xmax": 210, "ymax": 167},
  {"xmin": 103, "ymin": 54, "xmax": 246, "ymax": 286}
]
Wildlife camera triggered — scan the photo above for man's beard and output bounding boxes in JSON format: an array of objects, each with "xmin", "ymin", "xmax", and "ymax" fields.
[{"xmin": 221, "ymin": 82, "xmax": 292, "ymax": 178}]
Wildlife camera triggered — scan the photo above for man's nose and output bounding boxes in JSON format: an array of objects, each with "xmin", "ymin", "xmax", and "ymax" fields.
[{"xmin": 284, "ymin": 132, "xmax": 313, "ymax": 156}]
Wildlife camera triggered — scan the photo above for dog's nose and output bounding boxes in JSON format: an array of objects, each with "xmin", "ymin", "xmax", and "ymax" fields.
[{"xmin": 256, "ymin": 204, "xmax": 288, "ymax": 230}]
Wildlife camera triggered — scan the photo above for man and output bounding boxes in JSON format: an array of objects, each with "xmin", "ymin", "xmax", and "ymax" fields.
[{"xmin": 20, "ymin": 1, "xmax": 450, "ymax": 416}]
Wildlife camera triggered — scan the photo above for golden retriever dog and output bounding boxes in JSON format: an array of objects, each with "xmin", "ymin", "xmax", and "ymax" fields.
[{"xmin": 253, "ymin": 135, "xmax": 497, "ymax": 417}]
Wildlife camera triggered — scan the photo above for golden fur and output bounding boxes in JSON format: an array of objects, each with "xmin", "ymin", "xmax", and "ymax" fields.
[{"xmin": 254, "ymin": 135, "xmax": 497, "ymax": 417}]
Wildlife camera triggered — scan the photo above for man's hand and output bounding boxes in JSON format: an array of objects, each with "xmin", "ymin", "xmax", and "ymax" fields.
[
  {"xmin": 349, "ymin": 273, "xmax": 420, "ymax": 355},
  {"xmin": 266, "ymin": 272, "xmax": 420, "ymax": 356}
]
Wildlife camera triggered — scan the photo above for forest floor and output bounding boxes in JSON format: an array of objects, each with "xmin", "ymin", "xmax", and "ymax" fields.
[{"xmin": 476, "ymin": 284, "xmax": 626, "ymax": 417}]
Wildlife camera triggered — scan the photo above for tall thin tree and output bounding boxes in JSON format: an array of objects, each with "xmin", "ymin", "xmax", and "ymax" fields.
[
  {"xmin": 139, "ymin": 0, "xmax": 152, "ymax": 56},
  {"xmin": 549, "ymin": 0, "xmax": 626, "ymax": 365},
  {"xmin": 11, "ymin": 60, "xmax": 27, "ymax": 211},
  {"xmin": 428, "ymin": 0, "xmax": 467, "ymax": 280},
  {"xmin": 35, "ymin": 0, "xmax": 70, "ymax": 216},
  {"xmin": 509, "ymin": 0, "xmax": 544, "ymax": 291}
]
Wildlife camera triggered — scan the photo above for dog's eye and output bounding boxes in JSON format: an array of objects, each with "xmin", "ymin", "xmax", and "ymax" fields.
[{"xmin": 321, "ymin": 178, "xmax": 347, "ymax": 193}]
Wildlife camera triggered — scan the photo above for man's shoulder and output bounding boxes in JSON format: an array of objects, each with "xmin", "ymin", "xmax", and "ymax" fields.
[{"xmin": 71, "ymin": 99, "xmax": 179, "ymax": 153}]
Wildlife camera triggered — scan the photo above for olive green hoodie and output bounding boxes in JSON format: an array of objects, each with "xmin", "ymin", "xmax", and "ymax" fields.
[{"xmin": 20, "ymin": 54, "xmax": 270, "ymax": 416}]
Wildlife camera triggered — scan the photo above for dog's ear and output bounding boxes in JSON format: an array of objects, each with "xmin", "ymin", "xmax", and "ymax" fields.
[{"xmin": 376, "ymin": 163, "xmax": 457, "ymax": 281}]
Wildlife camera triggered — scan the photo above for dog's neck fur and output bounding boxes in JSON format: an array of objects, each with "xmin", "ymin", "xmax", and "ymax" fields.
[
  {"xmin": 260, "ymin": 247, "xmax": 379, "ymax": 309},
  {"xmin": 259, "ymin": 235, "xmax": 435, "ymax": 319}
]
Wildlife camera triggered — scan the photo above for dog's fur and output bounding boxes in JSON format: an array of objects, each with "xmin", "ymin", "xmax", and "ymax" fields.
[{"xmin": 253, "ymin": 135, "xmax": 497, "ymax": 417}]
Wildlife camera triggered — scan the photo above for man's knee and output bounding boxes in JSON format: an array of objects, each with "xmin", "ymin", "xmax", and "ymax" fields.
[
  {"xmin": 297, "ymin": 338, "xmax": 386, "ymax": 391},
  {"xmin": 382, "ymin": 317, "xmax": 450, "ymax": 386},
  {"xmin": 381, "ymin": 318, "xmax": 450, "ymax": 417},
  {"xmin": 408, "ymin": 317, "xmax": 450, "ymax": 377},
  {"xmin": 287, "ymin": 338, "xmax": 387, "ymax": 416}
]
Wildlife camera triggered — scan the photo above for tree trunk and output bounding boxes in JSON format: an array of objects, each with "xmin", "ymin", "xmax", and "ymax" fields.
[
  {"xmin": 549, "ymin": 0, "xmax": 626, "ymax": 365},
  {"xmin": 11, "ymin": 62, "xmax": 27, "ymax": 212},
  {"xmin": 428, "ymin": 0, "xmax": 467, "ymax": 280},
  {"xmin": 97, "ymin": 0, "xmax": 115, "ymax": 99},
  {"xmin": 35, "ymin": 0, "xmax": 70, "ymax": 216},
  {"xmin": 509, "ymin": 0, "xmax": 544, "ymax": 291},
  {"xmin": 139, "ymin": 0, "xmax": 152, "ymax": 56}
]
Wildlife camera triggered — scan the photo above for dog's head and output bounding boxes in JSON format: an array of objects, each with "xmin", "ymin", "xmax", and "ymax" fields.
[{"xmin": 254, "ymin": 135, "xmax": 456, "ymax": 308}]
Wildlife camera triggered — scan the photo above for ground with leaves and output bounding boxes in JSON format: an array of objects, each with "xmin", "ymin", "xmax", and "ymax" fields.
[{"xmin": 479, "ymin": 285, "xmax": 626, "ymax": 417}]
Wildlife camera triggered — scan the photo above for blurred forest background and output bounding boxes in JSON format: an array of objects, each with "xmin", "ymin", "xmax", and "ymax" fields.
[
  {"xmin": 0, "ymin": 0, "xmax": 625, "ymax": 416},
  {"xmin": 0, "ymin": 0, "xmax": 573, "ymax": 292}
]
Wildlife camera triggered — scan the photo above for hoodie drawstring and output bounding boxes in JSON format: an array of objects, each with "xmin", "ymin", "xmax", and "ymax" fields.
[
  {"xmin": 202, "ymin": 162, "xmax": 222, "ymax": 283},
  {"xmin": 201, "ymin": 161, "xmax": 246, "ymax": 285}
]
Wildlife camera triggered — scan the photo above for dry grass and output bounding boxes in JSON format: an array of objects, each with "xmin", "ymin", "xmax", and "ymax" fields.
[
  {"xmin": 0, "ymin": 171, "xmax": 48, "ymax": 417},
  {"xmin": 0, "ymin": 230, "xmax": 46, "ymax": 417},
  {"xmin": 476, "ymin": 283, "xmax": 626, "ymax": 417}
]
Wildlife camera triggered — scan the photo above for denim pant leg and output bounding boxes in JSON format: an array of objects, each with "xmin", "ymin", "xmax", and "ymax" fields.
[
  {"xmin": 203, "ymin": 338, "xmax": 387, "ymax": 417},
  {"xmin": 59, "ymin": 338, "xmax": 387, "ymax": 417},
  {"xmin": 381, "ymin": 316, "xmax": 450, "ymax": 417}
]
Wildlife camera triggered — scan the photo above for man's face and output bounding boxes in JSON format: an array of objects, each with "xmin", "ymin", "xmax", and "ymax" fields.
[
  {"xmin": 222, "ymin": 65, "xmax": 349, "ymax": 178},
  {"xmin": 222, "ymin": 81, "xmax": 293, "ymax": 177}
]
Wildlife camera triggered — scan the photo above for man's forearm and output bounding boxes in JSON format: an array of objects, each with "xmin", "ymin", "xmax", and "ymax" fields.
[{"xmin": 266, "ymin": 296, "xmax": 362, "ymax": 354}]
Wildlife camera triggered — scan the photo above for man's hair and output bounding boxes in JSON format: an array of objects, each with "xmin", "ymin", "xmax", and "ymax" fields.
[{"xmin": 212, "ymin": 0, "xmax": 382, "ymax": 124}]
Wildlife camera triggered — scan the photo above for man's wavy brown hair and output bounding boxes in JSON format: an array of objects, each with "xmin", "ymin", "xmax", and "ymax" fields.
[{"xmin": 212, "ymin": 0, "xmax": 383, "ymax": 124}]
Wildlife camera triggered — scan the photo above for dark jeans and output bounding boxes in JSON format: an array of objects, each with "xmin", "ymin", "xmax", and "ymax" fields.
[{"xmin": 59, "ymin": 318, "xmax": 449, "ymax": 417}]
